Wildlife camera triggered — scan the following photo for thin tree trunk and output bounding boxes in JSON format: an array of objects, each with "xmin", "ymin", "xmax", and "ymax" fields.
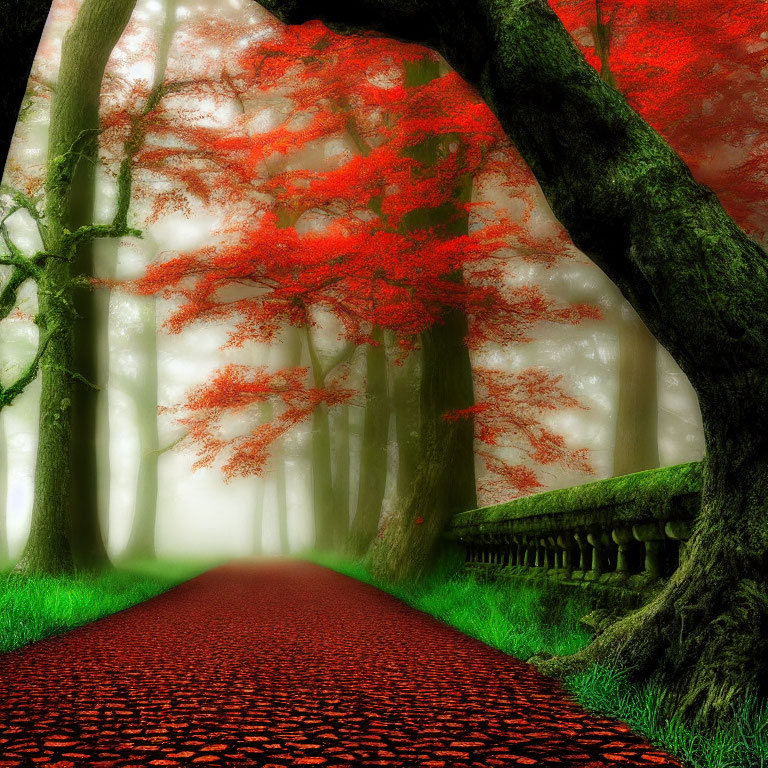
[
  {"xmin": 122, "ymin": 297, "xmax": 160, "ymax": 560},
  {"xmin": 332, "ymin": 403, "xmax": 351, "ymax": 541},
  {"xmin": 613, "ymin": 301, "xmax": 659, "ymax": 476},
  {"xmin": 253, "ymin": 478, "xmax": 265, "ymax": 555},
  {"xmin": 389, "ymin": 332, "xmax": 420, "ymax": 502},
  {"xmin": 348, "ymin": 326, "xmax": 389, "ymax": 555},
  {"xmin": 18, "ymin": 0, "xmax": 137, "ymax": 575},
  {"xmin": 275, "ymin": 453, "xmax": 288, "ymax": 555}
]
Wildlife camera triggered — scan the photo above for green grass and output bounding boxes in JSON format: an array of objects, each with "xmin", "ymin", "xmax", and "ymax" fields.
[
  {"xmin": 310, "ymin": 553, "xmax": 767, "ymax": 768},
  {"xmin": 568, "ymin": 665, "xmax": 768, "ymax": 768},
  {"xmin": 0, "ymin": 558, "xmax": 215, "ymax": 654}
]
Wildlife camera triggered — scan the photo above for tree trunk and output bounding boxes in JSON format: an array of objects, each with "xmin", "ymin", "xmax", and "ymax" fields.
[
  {"xmin": 304, "ymin": 328, "xmax": 334, "ymax": 549},
  {"xmin": 257, "ymin": 0, "xmax": 768, "ymax": 723},
  {"xmin": 17, "ymin": 0, "xmax": 137, "ymax": 575},
  {"xmin": 275, "ymin": 455, "xmax": 289, "ymax": 555},
  {"xmin": 369, "ymin": 304, "xmax": 477, "ymax": 583},
  {"xmin": 69, "ymin": 171, "xmax": 110, "ymax": 570},
  {"xmin": 122, "ymin": 297, "xmax": 160, "ymax": 561},
  {"xmin": 253, "ymin": 478, "xmax": 265, "ymax": 555},
  {"xmin": 367, "ymin": 57, "xmax": 478, "ymax": 582},
  {"xmin": 332, "ymin": 403, "xmax": 351, "ymax": 541},
  {"xmin": 613, "ymin": 301, "xmax": 659, "ymax": 476},
  {"xmin": 348, "ymin": 326, "xmax": 389, "ymax": 556},
  {"xmin": 389, "ymin": 332, "xmax": 420, "ymax": 501}
]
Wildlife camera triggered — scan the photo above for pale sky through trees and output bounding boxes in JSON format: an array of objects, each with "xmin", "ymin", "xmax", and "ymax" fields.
[{"xmin": 0, "ymin": 0, "xmax": 704, "ymax": 560}]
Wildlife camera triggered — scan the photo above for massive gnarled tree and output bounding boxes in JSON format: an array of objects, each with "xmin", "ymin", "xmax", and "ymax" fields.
[{"xmin": 252, "ymin": 0, "xmax": 768, "ymax": 725}]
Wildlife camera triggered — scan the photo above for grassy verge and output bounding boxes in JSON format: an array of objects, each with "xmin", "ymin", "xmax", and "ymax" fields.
[
  {"xmin": 0, "ymin": 559, "xmax": 216, "ymax": 654},
  {"xmin": 309, "ymin": 553, "xmax": 767, "ymax": 768}
]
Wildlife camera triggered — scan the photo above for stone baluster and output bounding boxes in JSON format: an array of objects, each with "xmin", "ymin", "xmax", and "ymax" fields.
[
  {"xmin": 612, "ymin": 526, "xmax": 635, "ymax": 577},
  {"xmin": 586, "ymin": 528, "xmax": 607, "ymax": 579},
  {"xmin": 573, "ymin": 531, "xmax": 591, "ymax": 576},
  {"xmin": 557, "ymin": 533, "xmax": 578, "ymax": 575},
  {"xmin": 633, "ymin": 522, "xmax": 666, "ymax": 580}
]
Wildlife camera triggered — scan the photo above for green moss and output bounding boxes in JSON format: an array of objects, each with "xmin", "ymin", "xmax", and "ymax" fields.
[{"xmin": 450, "ymin": 462, "xmax": 702, "ymax": 531}]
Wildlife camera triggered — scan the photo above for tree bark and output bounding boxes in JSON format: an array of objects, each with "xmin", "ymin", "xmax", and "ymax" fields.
[
  {"xmin": 255, "ymin": 0, "xmax": 768, "ymax": 723},
  {"xmin": 348, "ymin": 326, "xmax": 389, "ymax": 555},
  {"xmin": 17, "ymin": 0, "xmax": 137, "ymax": 575}
]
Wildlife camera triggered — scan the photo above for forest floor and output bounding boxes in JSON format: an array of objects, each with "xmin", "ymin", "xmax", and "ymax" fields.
[{"xmin": 0, "ymin": 560, "xmax": 681, "ymax": 767}]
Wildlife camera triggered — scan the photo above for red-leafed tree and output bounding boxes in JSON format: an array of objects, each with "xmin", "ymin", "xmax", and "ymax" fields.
[
  {"xmin": 252, "ymin": 0, "xmax": 768, "ymax": 725},
  {"xmin": 132, "ymin": 15, "xmax": 597, "ymax": 564}
]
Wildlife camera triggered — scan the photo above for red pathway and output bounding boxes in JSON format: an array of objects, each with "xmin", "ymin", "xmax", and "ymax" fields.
[{"xmin": 0, "ymin": 562, "xmax": 681, "ymax": 767}]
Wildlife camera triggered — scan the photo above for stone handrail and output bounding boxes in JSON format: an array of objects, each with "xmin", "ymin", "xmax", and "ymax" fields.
[{"xmin": 444, "ymin": 462, "xmax": 702, "ymax": 605}]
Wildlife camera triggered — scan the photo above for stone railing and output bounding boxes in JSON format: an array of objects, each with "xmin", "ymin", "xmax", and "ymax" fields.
[{"xmin": 444, "ymin": 462, "xmax": 702, "ymax": 607}]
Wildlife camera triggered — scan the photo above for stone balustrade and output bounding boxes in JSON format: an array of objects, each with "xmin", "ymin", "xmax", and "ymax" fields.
[{"xmin": 444, "ymin": 462, "xmax": 702, "ymax": 607}]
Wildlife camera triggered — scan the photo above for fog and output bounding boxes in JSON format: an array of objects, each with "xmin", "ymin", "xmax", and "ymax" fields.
[{"xmin": 0, "ymin": 0, "xmax": 704, "ymax": 561}]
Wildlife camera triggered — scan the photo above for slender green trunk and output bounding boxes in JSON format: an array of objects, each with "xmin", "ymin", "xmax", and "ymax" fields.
[
  {"xmin": 348, "ymin": 326, "xmax": 389, "ymax": 555},
  {"xmin": 389, "ymin": 332, "xmax": 420, "ymax": 501},
  {"xmin": 613, "ymin": 302, "xmax": 659, "ymax": 476},
  {"xmin": 122, "ymin": 297, "xmax": 160, "ymax": 560},
  {"xmin": 305, "ymin": 326, "xmax": 341, "ymax": 550},
  {"xmin": 332, "ymin": 404, "xmax": 351, "ymax": 540},
  {"xmin": 253, "ymin": 479, "xmax": 265, "ymax": 555},
  {"xmin": 275, "ymin": 455, "xmax": 288, "ymax": 555},
  {"xmin": 17, "ymin": 0, "xmax": 137, "ymax": 575}
]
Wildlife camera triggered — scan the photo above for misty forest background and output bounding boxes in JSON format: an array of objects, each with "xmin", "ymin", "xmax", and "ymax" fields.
[{"xmin": 0, "ymin": 0, "xmax": 706, "ymax": 567}]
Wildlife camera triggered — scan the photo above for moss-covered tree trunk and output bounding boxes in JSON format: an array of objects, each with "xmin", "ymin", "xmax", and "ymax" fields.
[
  {"xmin": 257, "ymin": 0, "xmax": 768, "ymax": 723},
  {"xmin": 122, "ymin": 298, "xmax": 160, "ymax": 560},
  {"xmin": 348, "ymin": 326, "xmax": 389, "ymax": 555},
  {"xmin": 18, "ymin": 0, "xmax": 137, "ymax": 574},
  {"xmin": 613, "ymin": 302, "xmax": 659, "ymax": 476}
]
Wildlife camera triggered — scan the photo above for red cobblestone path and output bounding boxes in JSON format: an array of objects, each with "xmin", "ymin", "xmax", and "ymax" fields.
[{"xmin": 0, "ymin": 562, "xmax": 681, "ymax": 767}]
